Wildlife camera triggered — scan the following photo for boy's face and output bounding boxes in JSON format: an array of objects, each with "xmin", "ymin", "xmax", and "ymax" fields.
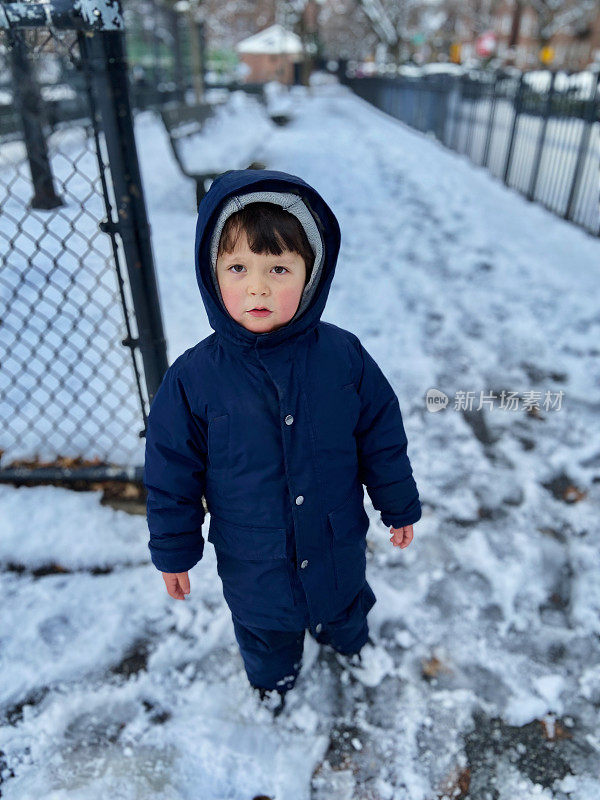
[{"xmin": 216, "ymin": 228, "xmax": 307, "ymax": 333}]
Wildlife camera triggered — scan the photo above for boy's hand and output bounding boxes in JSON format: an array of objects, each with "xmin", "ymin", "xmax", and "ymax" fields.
[
  {"xmin": 390, "ymin": 525, "xmax": 414, "ymax": 548},
  {"xmin": 162, "ymin": 571, "xmax": 191, "ymax": 600}
]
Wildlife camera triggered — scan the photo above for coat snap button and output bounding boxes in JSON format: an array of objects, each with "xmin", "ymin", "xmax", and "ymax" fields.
[
  {"xmin": 300, "ymin": 559, "xmax": 308, "ymax": 569},
  {"xmin": 295, "ymin": 495, "xmax": 304, "ymax": 505},
  {"xmin": 315, "ymin": 623, "xmax": 322, "ymax": 633},
  {"xmin": 285, "ymin": 415, "xmax": 294, "ymax": 425}
]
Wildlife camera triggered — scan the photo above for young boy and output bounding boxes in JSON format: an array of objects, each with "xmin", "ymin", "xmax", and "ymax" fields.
[{"xmin": 144, "ymin": 168, "xmax": 421, "ymax": 717}]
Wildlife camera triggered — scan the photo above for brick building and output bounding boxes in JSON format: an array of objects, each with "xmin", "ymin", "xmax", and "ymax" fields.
[
  {"xmin": 235, "ymin": 24, "xmax": 303, "ymax": 85},
  {"xmin": 458, "ymin": 0, "xmax": 600, "ymax": 71},
  {"xmin": 490, "ymin": 0, "xmax": 600, "ymax": 70}
]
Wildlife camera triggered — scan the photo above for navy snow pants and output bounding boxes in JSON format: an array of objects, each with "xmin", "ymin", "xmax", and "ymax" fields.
[{"xmin": 231, "ymin": 581, "xmax": 377, "ymax": 693}]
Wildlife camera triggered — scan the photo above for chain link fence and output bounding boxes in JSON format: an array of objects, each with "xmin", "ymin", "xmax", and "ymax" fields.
[{"xmin": 0, "ymin": 1, "xmax": 167, "ymax": 483}]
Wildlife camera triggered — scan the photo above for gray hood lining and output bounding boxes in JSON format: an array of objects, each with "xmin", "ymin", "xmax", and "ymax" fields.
[{"xmin": 209, "ymin": 190, "xmax": 325, "ymax": 326}]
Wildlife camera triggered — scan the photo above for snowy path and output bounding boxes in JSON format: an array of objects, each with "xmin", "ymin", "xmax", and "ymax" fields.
[{"xmin": 1, "ymin": 78, "xmax": 600, "ymax": 799}]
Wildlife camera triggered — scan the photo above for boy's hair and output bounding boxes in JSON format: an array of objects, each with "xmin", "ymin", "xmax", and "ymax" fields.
[{"xmin": 217, "ymin": 202, "xmax": 314, "ymax": 286}]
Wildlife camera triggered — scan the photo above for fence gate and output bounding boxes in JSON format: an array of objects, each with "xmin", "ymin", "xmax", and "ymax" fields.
[{"xmin": 0, "ymin": 0, "xmax": 168, "ymax": 484}]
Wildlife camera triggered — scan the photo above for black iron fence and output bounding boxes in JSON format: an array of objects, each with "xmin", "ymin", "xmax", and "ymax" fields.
[
  {"xmin": 344, "ymin": 69, "xmax": 600, "ymax": 236},
  {"xmin": 0, "ymin": 0, "xmax": 168, "ymax": 484}
]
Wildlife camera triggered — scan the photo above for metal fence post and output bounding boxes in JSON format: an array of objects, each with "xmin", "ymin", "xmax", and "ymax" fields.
[
  {"xmin": 81, "ymin": 29, "xmax": 168, "ymax": 406},
  {"xmin": 465, "ymin": 75, "xmax": 480, "ymax": 159},
  {"xmin": 450, "ymin": 73, "xmax": 465, "ymax": 152},
  {"xmin": 415, "ymin": 78, "xmax": 424, "ymax": 131},
  {"xmin": 503, "ymin": 71, "xmax": 525, "ymax": 185},
  {"xmin": 436, "ymin": 74, "xmax": 453, "ymax": 143},
  {"xmin": 7, "ymin": 30, "xmax": 63, "ymax": 209},
  {"xmin": 482, "ymin": 71, "xmax": 500, "ymax": 169},
  {"xmin": 565, "ymin": 70, "xmax": 600, "ymax": 225},
  {"xmin": 527, "ymin": 70, "xmax": 556, "ymax": 202}
]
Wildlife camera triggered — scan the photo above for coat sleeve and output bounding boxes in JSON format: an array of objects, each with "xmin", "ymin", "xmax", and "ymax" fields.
[
  {"xmin": 353, "ymin": 340, "xmax": 422, "ymax": 529},
  {"xmin": 143, "ymin": 366, "xmax": 207, "ymax": 573}
]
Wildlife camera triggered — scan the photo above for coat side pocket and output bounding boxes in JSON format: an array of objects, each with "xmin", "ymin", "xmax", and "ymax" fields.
[
  {"xmin": 207, "ymin": 514, "xmax": 294, "ymax": 609},
  {"xmin": 327, "ymin": 486, "xmax": 370, "ymax": 541},
  {"xmin": 327, "ymin": 486, "xmax": 370, "ymax": 596},
  {"xmin": 207, "ymin": 515, "xmax": 287, "ymax": 560}
]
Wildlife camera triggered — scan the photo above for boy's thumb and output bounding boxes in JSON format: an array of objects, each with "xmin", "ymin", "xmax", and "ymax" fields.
[{"xmin": 178, "ymin": 572, "xmax": 191, "ymax": 594}]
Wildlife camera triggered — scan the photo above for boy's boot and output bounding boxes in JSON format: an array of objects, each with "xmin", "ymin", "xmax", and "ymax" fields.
[
  {"xmin": 334, "ymin": 646, "xmax": 364, "ymax": 671},
  {"xmin": 334, "ymin": 635, "xmax": 394, "ymax": 687},
  {"xmin": 252, "ymin": 686, "xmax": 287, "ymax": 717}
]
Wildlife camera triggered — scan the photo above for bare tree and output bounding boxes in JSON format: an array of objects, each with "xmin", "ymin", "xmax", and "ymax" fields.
[
  {"xmin": 508, "ymin": 0, "xmax": 523, "ymax": 48},
  {"xmin": 357, "ymin": 0, "xmax": 425, "ymax": 62},
  {"xmin": 318, "ymin": 0, "xmax": 379, "ymax": 60},
  {"xmin": 529, "ymin": 0, "xmax": 598, "ymax": 46}
]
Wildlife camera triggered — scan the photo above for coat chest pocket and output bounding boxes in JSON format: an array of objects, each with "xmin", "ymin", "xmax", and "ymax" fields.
[
  {"xmin": 327, "ymin": 487, "xmax": 370, "ymax": 596},
  {"xmin": 207, "ymin": 414, "xmax": 230, "ymax": 480},
  {"xmin": 317, "ymin": 382, "xmax": 361, "ymax": 446}
]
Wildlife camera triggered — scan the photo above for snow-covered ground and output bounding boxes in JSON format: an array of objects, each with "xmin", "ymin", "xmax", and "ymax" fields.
[{"xmin": 1, "ymin": 76, "xmax": 600, "ymax": 799}]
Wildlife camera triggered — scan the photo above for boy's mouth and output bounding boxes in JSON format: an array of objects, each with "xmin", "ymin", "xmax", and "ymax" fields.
[{"xmin": 247, "ymin": 307, "xmax": 272, "ymax": 316}]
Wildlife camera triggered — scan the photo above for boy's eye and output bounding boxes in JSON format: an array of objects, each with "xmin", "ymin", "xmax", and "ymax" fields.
[{"xmin": 227, "ymin": 265, "xmax": 289, "ymax": 275}]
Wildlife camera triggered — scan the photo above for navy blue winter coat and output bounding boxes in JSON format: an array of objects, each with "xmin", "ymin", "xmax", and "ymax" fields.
[{"xmin": 144, "ymin": 168, "xmax": 421, "ymax": 631}]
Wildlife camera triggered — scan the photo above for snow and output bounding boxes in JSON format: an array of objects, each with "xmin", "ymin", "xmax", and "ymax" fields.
[
  {"xmin": 236, "ymin": 23, "xmax": 303, "ymax": 56},
  {"xmin": 178, "ymin": 89, "xmax": 273, "ymax": 173},
  {"xmin": 420, "ymin": 61, "xmax": 467, "ymax": 76},
  {"xmin": 0, "ymin": 1, "xmax": 123, "ymax": 32},
  {"xmin": 1, "ymin": 76, "xmax": 600, "ymax": 798}
]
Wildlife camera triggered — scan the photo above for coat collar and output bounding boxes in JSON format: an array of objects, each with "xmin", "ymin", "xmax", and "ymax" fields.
[{"xmin": 194, "ymin": 169, "xmax": 341, "ymax": 353}]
